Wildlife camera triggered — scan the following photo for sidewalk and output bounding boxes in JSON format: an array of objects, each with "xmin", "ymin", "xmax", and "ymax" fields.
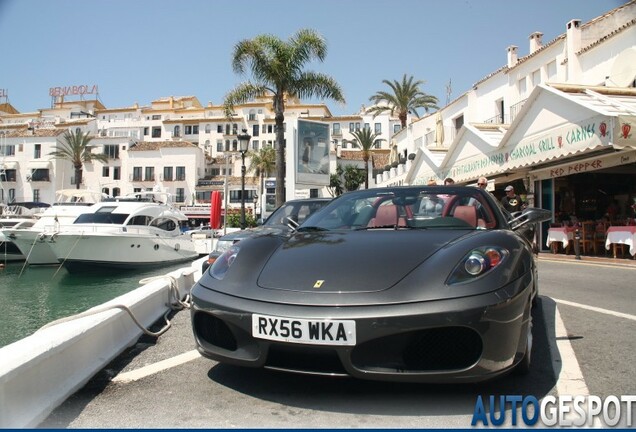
[{"xmin": 538, "ymin": 251, "xmax": 636, "ymax": 267}]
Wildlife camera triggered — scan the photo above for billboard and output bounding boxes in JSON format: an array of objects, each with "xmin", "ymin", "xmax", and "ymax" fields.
[{"xmin": 296, "ymin": 119, "xmax": 330, "ymax": 186}]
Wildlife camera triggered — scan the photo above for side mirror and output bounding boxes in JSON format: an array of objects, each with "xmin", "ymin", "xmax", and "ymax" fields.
[{"xmin": 510, "ymin": 207, "xmax": 552, "ymax": 231}]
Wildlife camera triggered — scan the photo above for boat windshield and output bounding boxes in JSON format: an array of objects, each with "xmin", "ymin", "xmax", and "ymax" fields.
[{"xmin": 74, "ymin": 209, "xmax": 129, "ymax": 225}]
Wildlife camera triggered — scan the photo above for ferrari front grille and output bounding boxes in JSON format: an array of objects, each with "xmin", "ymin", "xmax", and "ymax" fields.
[
  {"xmin": 351, "ymin": 327, "xmax": 482, "ymax": 373},
  {"xmin": 193, "ymin": 312, "xmax": 238, "ymax": 351}
]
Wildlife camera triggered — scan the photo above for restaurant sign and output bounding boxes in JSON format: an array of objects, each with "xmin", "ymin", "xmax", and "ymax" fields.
[
  {"xmin": 180, "ymin": 206, "xmax": 211, "ymax": 215},
  {"xmin": 529, "ymin": 150, "xmax": 636, "ymax": 181},
  {"xmin": 439, "ymin": 116, "xmax": 612, "ymax": 182}
]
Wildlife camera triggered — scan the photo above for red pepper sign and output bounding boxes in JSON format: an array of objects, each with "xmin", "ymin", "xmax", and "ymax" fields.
[
  {"xmin": 599, "ymin": 122, "xmax": 607, "ymax": 137},
  {"xmin": 622, "ymin": 122, "xmax": 632, "ymax": 139}
]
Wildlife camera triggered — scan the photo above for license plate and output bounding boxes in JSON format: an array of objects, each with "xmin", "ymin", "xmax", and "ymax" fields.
[{"xmin": 252, "ymin": 314, "xmax": 356, "ymax": 346}]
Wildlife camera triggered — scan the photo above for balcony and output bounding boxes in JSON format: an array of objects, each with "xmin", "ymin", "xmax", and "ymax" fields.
[
  {"xmin": 483, "ymin": 114, "xmax": 504, "ymax": 124},
  {"xmin": 509, "ymin": 98, "xmax": 527, "ymax": 124}
]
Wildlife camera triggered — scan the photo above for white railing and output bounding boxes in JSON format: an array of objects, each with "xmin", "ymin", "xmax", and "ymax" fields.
[{"xmin": 0, "ymin": 259, "xmax": 202, "ymax": 428}]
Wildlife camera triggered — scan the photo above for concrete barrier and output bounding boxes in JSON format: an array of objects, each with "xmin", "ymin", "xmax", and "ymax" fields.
[{"xmin": 0, "ymin": 258, "xmax": 204, "ymax": 428}]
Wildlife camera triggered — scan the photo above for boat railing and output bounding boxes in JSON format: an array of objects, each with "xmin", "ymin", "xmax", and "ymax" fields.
[{"xmin": 58, "ymin": 224, "xmax": 178, "ymax": 236}]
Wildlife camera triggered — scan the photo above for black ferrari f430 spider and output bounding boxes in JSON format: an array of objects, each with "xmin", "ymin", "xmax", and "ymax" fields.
[{"xmin": 191, "ymin": 186, "xmax": 551, "ymax": 383}]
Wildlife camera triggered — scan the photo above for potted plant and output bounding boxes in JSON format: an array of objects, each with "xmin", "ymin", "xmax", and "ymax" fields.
[{"xmin": 408, "ymin": 153, "xmax": 416, "ymax": 161}]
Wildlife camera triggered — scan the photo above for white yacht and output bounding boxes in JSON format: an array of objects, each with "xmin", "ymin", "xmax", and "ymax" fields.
[
  {"xmin": 3, "ymin": 190, "xmax": 107, "ymax": 265},
  {"xmin": 46, "ymin": 191, "xmax": 199, "ymax": 272},
  {"xmin": 0, "ymin": 204, "xmax": 44, "ymax": 262}
]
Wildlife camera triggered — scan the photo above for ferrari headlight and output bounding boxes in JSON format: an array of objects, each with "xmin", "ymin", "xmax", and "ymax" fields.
[
  {"xmin": 210, "ymin": 245, "xmax": 240, "ymax": 280},
  {"xmin": 447, "ymin": 246, "xmax": 508, "ymax": 285}
]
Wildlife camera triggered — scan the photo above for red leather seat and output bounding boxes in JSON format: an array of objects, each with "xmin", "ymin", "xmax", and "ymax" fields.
[
  {"xmin": 368, "ymin": 205, "xmax": 406, "ymax": 227},
  {"xmin": 453, "ymin": 205, "xmax": 477, "ymax": 227}
]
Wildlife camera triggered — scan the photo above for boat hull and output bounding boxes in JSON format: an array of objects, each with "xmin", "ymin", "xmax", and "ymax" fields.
[
  {"xmin": 49, "ymin": 231, "xmax": 200, "ymax": 273},
  {"xmin": 5, "ymin": 231, "xmax": 59, "ymax": 265}
]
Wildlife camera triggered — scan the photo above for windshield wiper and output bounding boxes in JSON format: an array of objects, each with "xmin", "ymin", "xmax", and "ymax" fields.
[
  {"xmin": 296, "ymin": 226, "xmax": 329, "ymax": 232},
  {"xmin": 354, "ymin": 225, "xmax": 418, "ymax": 230}
]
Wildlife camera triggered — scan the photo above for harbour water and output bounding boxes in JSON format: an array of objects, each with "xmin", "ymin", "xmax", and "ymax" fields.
[{"xmin": 0, "ymin": 260, "xmax": 196, "ymax": 348}]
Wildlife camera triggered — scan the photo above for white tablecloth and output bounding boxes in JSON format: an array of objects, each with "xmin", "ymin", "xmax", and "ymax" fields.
[
  {"xmin": 605, "ymin": 227, "xmax": 636, "ymax": 256},
  {"xmin": 546, "ymin": 228, "xmax": 573, "ymax": 248}
]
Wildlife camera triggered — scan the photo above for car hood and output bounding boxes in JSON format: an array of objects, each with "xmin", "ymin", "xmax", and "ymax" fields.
[
  {"xmin": 256, "ymin": 230, "xmax": 469, "ymax": 293},
  {"xmin": 219, "ymin": 225, "xmax": 291, "ymax": 242}
]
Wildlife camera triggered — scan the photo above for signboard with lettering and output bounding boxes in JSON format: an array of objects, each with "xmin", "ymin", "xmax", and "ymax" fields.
[
  {"xmin": 435, "ymin": 115, "xmax": 613, "ymax": 183},
  {"xmin": 529, "ymin": 150, "xmax": 636, "ymax": 181},
  {"xmin": 49, "ymin": 84, "xmax": 98, "ymax": 97}
]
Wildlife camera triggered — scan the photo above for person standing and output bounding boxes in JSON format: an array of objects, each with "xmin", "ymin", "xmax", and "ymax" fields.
[{"xmin": 501, "ymin": 185, "xmax": 525, "ymax": 212}]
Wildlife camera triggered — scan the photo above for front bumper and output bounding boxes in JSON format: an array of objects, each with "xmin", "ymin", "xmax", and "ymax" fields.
[{"xmin": 190, "ymin": 277, "xmax": 532, "ymax": 383}]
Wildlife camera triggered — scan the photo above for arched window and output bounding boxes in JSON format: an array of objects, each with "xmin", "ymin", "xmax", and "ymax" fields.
[
  {"xmin": 102, "ymin": 187, "xmax": 110, "ymax": 195},
  {"xmin": 174, "ymin": 126, "xmax": 181, "ymax": 137},
  {"xmin": 205, "ymin": 124, "xmax": 211, "ymax": 133},
  {"xmin": 113, "ymin": 187, "xmax": 120, "ymax": 197},
  {"xmin": 232, "ymin": 140, "xmax": 238, "ymax": 151}
]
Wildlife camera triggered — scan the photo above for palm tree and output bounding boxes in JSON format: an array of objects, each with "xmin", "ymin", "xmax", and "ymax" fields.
[
  {"xmin": 247, "ymin": 145, "xmax": 276, "ymax": 215},
  {"xmin": 367, "ymin": 74, "xmax": 439, "ymax": 129},
  {"xmin": 224, "ymin": 28, "xmax": 346, "ymax": 208},
  {"xmin": 347, "ymin": 128, "xmax": 382, "ymax": 189},
  {"xmin": 49, "ymin": 130, "xmax": 108, "ymax": 189}
]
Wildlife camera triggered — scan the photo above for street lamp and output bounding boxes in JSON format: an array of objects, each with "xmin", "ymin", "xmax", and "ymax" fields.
[{"xmin": 237, "ymin": 128, "xmax": 251, "ymax": 230}]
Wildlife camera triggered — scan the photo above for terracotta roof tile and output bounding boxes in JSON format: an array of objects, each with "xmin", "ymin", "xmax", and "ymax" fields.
[
  {"xmin": 128, "ymin": 140, "xmax": 198, "ymax": 151},
  {"xmin": 340, "ymin": 149, "xmax": 391, "ymax": 169},
  {"xmin": 6, "ymin": 128, "xmax": 65, "ymax": 138}
]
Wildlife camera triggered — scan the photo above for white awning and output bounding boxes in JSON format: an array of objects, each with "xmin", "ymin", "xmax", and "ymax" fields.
[
  {"xmin": 27, "ymin": 160, "xmax": 51, "ymax": 169},
  {"xmin": 1, "ymin": 161, "xmax": 18, "ymax": 169}
]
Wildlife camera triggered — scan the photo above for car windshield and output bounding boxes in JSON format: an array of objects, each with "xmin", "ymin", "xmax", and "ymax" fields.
[
  {"xmin": 300, "ymin": 187, "xmax": 503, "ymax": 231},
  {"xmin": 264, "ymin": 200, "xmax": 329, "ymax": 227}
]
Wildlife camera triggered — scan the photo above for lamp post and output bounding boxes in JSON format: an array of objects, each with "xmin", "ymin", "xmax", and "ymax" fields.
[{"xmin": 237, "ymin": 129, "xmax": 251, "ymax": 230}]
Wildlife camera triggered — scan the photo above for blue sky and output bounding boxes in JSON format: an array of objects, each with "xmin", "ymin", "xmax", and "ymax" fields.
[{"xmin": 0, "ymin": 0, "xmax": 625, "ymax": 116}]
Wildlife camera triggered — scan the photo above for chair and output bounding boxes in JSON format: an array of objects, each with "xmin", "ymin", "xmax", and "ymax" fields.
[
  {"xmin": 594, "ymin": 222, "xmax": 608, "ymax": 255},
  {"xmin": 368, "ymin": 204, "xmax": 405, "ymax": 227},
  {"xmin": 453, "ymin": 205, "xmax": 477, "ymax": 227},
  {"xmin": 579, "ymin": 221, "xmax": 596, "ymax": 254}
]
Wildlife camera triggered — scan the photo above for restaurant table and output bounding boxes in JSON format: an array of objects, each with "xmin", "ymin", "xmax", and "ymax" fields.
[
  {"xmin": 546, "ymin": 226, "xmax": 574, "ymax": 253},
  {"xmin": 605, "ymin": 226, "xmax": 636, "ymax": 258}
]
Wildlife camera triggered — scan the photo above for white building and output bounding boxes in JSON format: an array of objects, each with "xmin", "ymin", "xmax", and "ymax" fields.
[{"xmin": 1, "ymin": 0, "xmax": 634, "ymax": 240}]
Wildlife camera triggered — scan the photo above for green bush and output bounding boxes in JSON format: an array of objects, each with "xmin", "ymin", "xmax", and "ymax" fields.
[{"xmin": 226, "ymin": 212, "xmax": 257, "ymax": 228}]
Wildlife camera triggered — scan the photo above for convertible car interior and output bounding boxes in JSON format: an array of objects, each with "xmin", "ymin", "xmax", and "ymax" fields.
[{"xmin": 306, "ymin": 187, "xmax": 500, "ymax": 232}]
